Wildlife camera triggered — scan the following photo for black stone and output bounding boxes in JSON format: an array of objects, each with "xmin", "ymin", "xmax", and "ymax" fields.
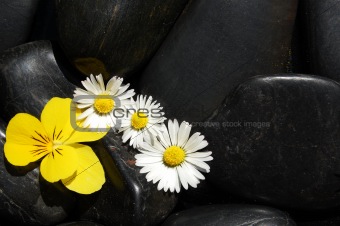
[
  {"xmin": 57, "ymin": 221, "xmax": 103, "ymax": 226},
  {"xmin": 178, "ymin": 179, "xmax": 242, "ymax": 209},
  {"xmin": 0, "ymin": 40, "xmax": 77, "ymax": 121},
  {"xmin": 289, "ymin": 5, "xmax": 311, "ymax": 75},
  {"xmin": 206, "ymin": 74, "xmax": 340, "ymax": 210},
  {"xmin": 74, "ymin": 135, "xmax": 177, "ymax": 226},
  {"xmin": 0, "ymin": 118, "xmax": 76, "ymax": 225},
  {"xmin": 0, "ymin": 0, "xmax": 39, "ymax": 53},
  {"xmin": 299, "ymin": 1, "xmax": 340, "ymax": 82},
  {"xmin": 298, "ymin": 216, "xmax": 340, "ymax": 226},
  {"xmin": 139, "ymin": 0, "xmax": 298, "ymax": 122},
  {"xmin": 29, "ymin": 0, "xmax": 58, "ymax": 42},
  {"xmin": 162, "ymin": 204, "xmax": 296, "ymax": 226},
  {"xmin": 56, "ymin": 0, "xmax": 189, "ymax": 78}
]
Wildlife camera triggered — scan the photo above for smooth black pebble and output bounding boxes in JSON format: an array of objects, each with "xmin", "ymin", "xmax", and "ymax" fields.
[
  {"xmin": 56, "ymin": 0, "xmax": 190, "ymax": 78},
  {"xmin": 162, "ymin": 204, "xmax": 296, "ymax": 226},
  {"xmin": 205, "ymin": 74, "xmax": 340, "ymax": 210},
  {"xmin": 140, "ymin": 0, "xmax": 298, "ymax": 122},
  {"xmin": 0, "ymin": 0, "xmax": 39, "ymax": 53}
]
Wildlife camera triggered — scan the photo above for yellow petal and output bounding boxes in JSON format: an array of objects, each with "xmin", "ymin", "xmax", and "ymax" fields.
[
  {"xmin": 4, "ymin": 143, "xmax": 50, "ymax": 166},
  {"xmin": 41, "ymin": 97, "xmax": 73, "ymax": 142},
  {"xmin": 41, "ymin": 97, "xmax": 107, "ymax": 144},
  {"xmin": 40, "ymin": 144, "xmax": 78, "ymax": 183},
  {"xmin": 5, "ymin": 113, "xmax": 50, "ymax": 166},
  {"xmin": 62, "ymin": 144, "xmax": 105, "ymax": 194}
]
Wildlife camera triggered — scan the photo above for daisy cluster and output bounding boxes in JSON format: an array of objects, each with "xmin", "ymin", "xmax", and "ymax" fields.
[{"xmin": 4, "ymin": 74, "xmax": 213, "ymax": 194}]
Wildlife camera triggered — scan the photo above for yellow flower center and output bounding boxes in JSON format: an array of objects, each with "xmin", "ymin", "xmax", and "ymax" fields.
[
  {"xmin": 131, "ymin": 112, "xmax": 148, "ymax": 130},
  {"xmin": 94, "ymin": 97, "xmax": 114, "ymax": 114},
  {"xmin": 163, "ymin": 146, "xmax": 186, "ymax": 167}
]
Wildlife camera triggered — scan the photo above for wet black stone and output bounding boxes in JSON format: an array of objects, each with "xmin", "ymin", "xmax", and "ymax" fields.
[
  {"xmin": 205, "ymin": 74, "xmax": 340, "ymax": 210},
  {"xmin": 74, "ymin": 135, "xmax": 177, "ymax": 226},
  {"xmin": 0, "ymin": 0, "xmax": 39, "ymax": 53},
  {"xmin": 298, "ymin": 217, "xmax": 340, "ymax": 226},
  {"xmin": 178, "ymin": 179, "xmax": 244, "ymax": 209},
  {"xmin": 139, "ymin": 0, "xmax": 298, "ymax": 122},
  {"xmin": 0, "ymin": 118, "xmax": 76, "ymax": 225},
  {"xmin": 29, "ymin": 0, "xmax": 58, "ymax": 42},
  {"xmin": 299, "ymin": 1, "xmax": 340, "ymax": 82},
  {"xmin": 56, "ymin": 0, "xmax": 189, "ymax": 78},
  {"xmin": 162, "ymin": 204, "xmax": 296, "ymax": 226},
  {"xmin": 289, "ymin": 4, "xmax": 311, "ymax": 75},
  {"xmin": 0, "ymin": 40, "xmax": 77, "ymax": 121},
  {"xmin": 57, "ymin": 221, "xmax": 103, "ymax": 226}
]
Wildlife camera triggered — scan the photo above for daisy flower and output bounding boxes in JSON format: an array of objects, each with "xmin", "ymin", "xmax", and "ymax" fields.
[
  {"xmin": 4, "ymin": 98, "xmax": 106, "ymax": 194},
  {"xmin": 73, "ymin": 74, "xmax": 135, "ymax": 130},
  {"xmin": 119, "ymin": 95, "xmax": 166, "ymax": 148},
  {"xmin": 135, "ymin": 119, "xmax": 213, "ymax": 193}
]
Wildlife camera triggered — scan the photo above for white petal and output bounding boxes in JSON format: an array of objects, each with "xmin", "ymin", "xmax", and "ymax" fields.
[
  {"xmin": 181, "ymin": 164, "xmax": 199, "ymax": 188},
  {"xmin": 158, "ymin": 124, "xmax": 171, "ymax": 147},
  {"xmin": 138, "ymin": 95, "xmax": 145, "ymax": 109},
  {"xmin": 77, "ymin": 103, "xmax": 93, "ymax": 109},
  {"xmin": 74, "ymin": 88, "xmax": 92, "ymax": 96},
  {"xmin": 139, "ymin": 150, "xmax": 163, "ymax": 157},
  {"xmin": 139, "ymin": 161, "xmax": 163, "ymax": 173},
  {"xmin": 83, "ymin": 112, "xmax": 98, "ymax": 127},
  {"xmin": 142, "ymin": 129, "xmax": 153, "ymax": 145},
  {"xmin": 146, "ymin": 169, "xmax": 161, "ymax": 183},
  {"xmin": 168, "ymin": 119, "xmax": 179, "ymax": 146},
  {"xmin": 107, "ymin": 77, "xmax": 123, "ymax": 94},
  {"xmin": 157, "ymin": 173, "xmax": 167, "ymax": 191},
  {"xmin": 76, "ymin": 97, "xmax": 95, "ymax": 104},
  {"xmin": 175, "ymin": 171, "xmax": 181, "ymax": 193},
  {"xmin": 116, "ymin": 83, "xmax": 130, "ymax": 96},
  {"xmin": 146, "ymin": 164, "xmax": 166, "ymax": 183},
  {"xmin": 186, "ymin": 151, "xmax": 212, "ymax": 158},
  {"xmin": 177, "ymin": 165, "xmax": 188, "ymax": 190},
  {"xmin": 82, "ymin": 75, "xmax": 100, "ymax": 94},
  {"xmin": 183, "ymin": 133, "xmax": 203, "ymax": 150},
  {"xmin": 162, "ymin": 167, "xmax": 172, "ymax": 192},
  {"xmin": 185, "ymin": 157, "xmax": 211, "ymax": 173},
  {"xmin": 159, "ymin": 166, "xmax": 175, "ymax": 192},
  {"xmin": 135, "ymin": 155, "xmax": 162, "ymax": 165},
  {"xmin": 122, "ymin": 129, "xmax": 133, "ymax": 143},
  {"xmin": 186, "ymin": 140, "xmax": 209, "ymax": 153},
  {"xmin": 117, "ymin": 89, "xmax": 135, "ymax": 101},
  {"xmin": 139, "ymin": 142, "xmax": 162, "ymax": 153},
  {"xmin": 96, "ymin": 74, "xmax": 105, "ymax": 92},
  {"xmin": 144, "ymin": 96, "xmax": 153, "ymax": 109},
  {"xmin": 152, "ymin": 138, "xmax": 166, "ymax": 152},
  {"xmin": 178, "ymin": 121, "xmax": 192, "ymax": 147},
  {"xmin": 77, "ymin": 107, "xmax": 95, "ymax": 120},
  {"xmin": 183, "ymin": 161, "xmax": 205, "ymax": 180},
  {"xmin": 90, "ymin": 74, "xmax": 101, "ymax": 92},
  {"xmin": 136, "ymin": 132, "xmax": 144, "ymax": 148}
]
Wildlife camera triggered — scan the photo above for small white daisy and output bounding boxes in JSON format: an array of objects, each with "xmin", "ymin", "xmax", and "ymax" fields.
[
  {"xmin": 119, "ymin": 95, "xmax": 166, "ymax": 148},
  {"xmin": 73, "ymin": 74, "xmax": 135, "ymax": 130},
  {"xmin": 135, "ymin": 119, "xmax": 213, "ymax": 193}
]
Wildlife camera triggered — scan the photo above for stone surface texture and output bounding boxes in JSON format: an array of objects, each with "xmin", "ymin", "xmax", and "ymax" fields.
[
  {"xmin": 162, "ymin": 204, "xmax": 296, "ymax": 226},
  {"xmin": 206, "ymin": 74, "xmax": 340, "ymax": 210},
  {"xmin": 140, "ymin": 0, "xmax": 298, "ymax": 122},
  {"xmin": 56, "ymin": 0, "xmax": 190, "ymax": 78}
]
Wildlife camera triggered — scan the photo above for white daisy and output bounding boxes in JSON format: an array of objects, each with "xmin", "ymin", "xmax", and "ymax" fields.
[
  {"xmin": 135, "ymin": 119, "xmax": 213, "ymax": 193},
  {"xmin": 73, "ymin": 74, "xmax": 135, "ymax": 130},
  {"xmin": 119, "ymin": 95, "xmax": 166, "ymax": 148}
]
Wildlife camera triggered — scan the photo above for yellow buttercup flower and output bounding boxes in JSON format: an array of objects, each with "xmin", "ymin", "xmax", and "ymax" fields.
[{"xmin": 4, "ymin": 97, "xmax": 107, "ymax": 194}]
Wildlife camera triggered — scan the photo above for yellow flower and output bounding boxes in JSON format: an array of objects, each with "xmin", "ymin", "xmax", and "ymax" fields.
[{"xmin": 4, "ymin": 97, "xmax": 107, "ymax": 194}]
